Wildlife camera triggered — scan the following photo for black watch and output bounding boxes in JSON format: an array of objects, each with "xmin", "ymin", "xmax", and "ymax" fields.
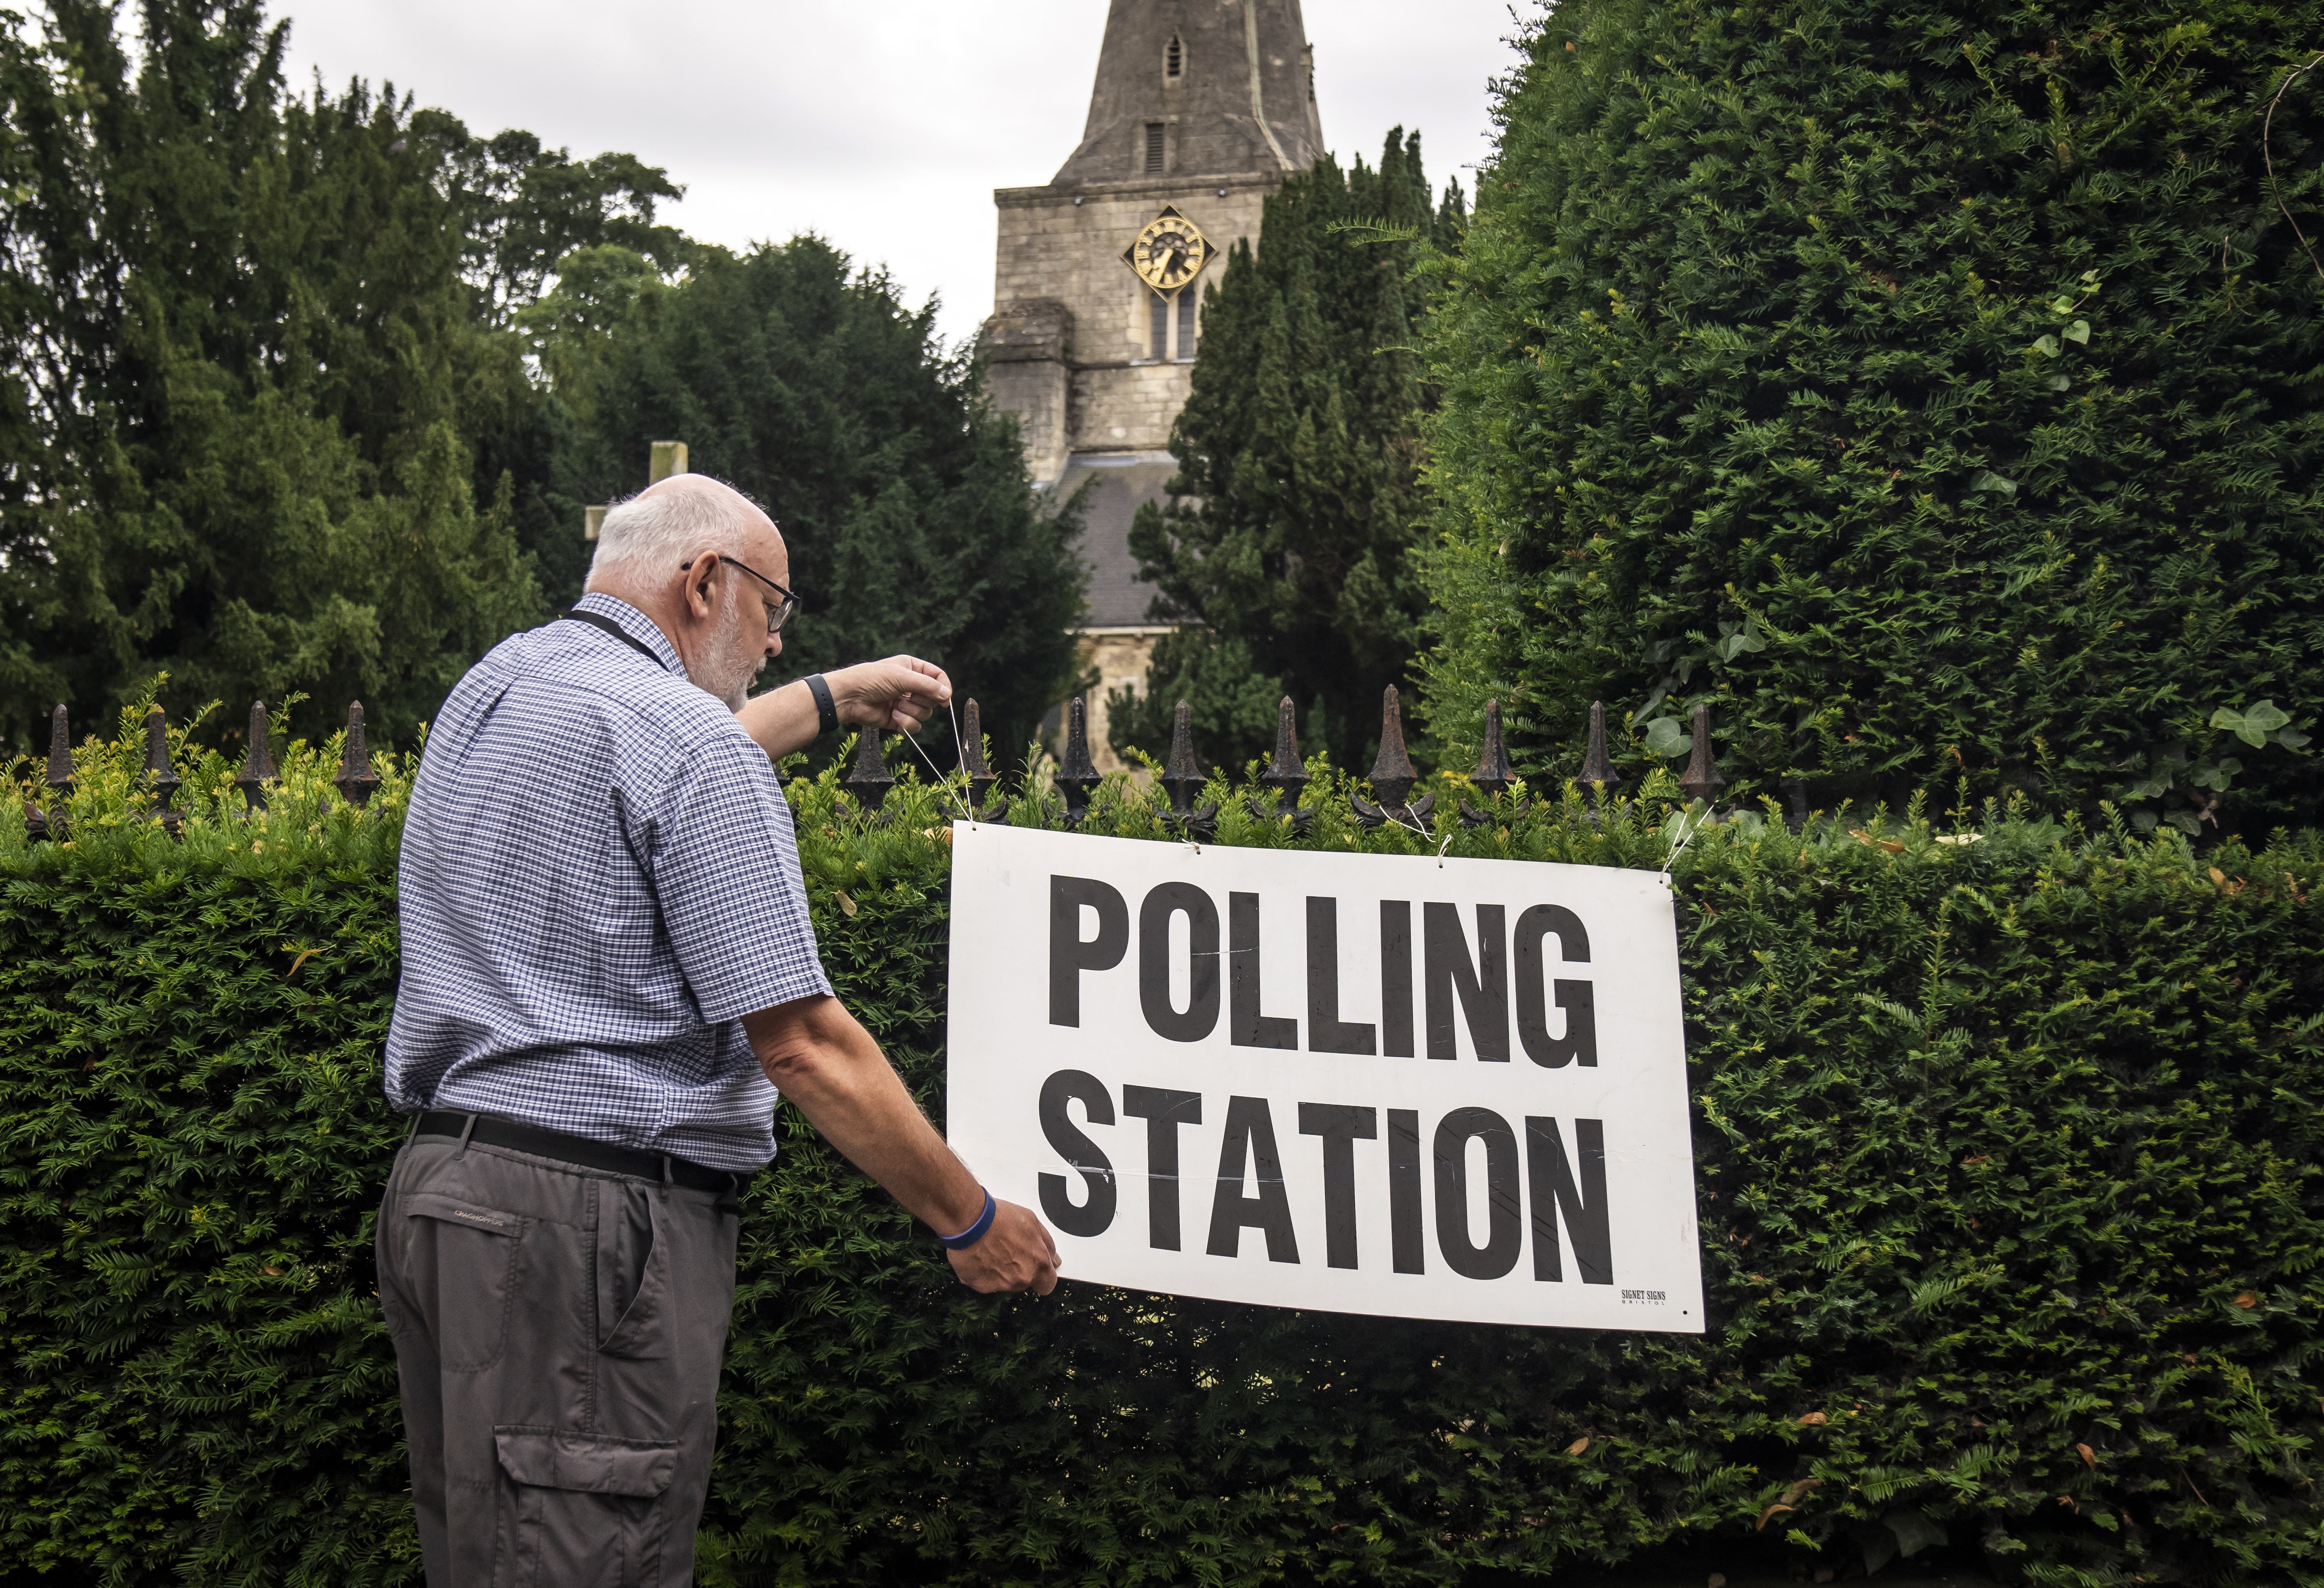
[{"xmin": 804, "ymin": 674, "xmax": 839, "ymax": 737}]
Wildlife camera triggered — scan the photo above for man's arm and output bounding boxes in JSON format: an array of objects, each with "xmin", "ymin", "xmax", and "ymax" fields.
[
  {"xmin": 742, "ymin": 993, "xmax": 1059, "ymax": 1294},
  {"xmin": 739, "ymin": 656, "xmax": 952, "ymax": 761}
]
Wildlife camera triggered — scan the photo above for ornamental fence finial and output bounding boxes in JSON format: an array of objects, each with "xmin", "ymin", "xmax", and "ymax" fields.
[
  {"xmin": 237, "ymin": 700, "xmax": 275, "ymax": 815},
  {"xmin": 1055, "ymin": 696, "xmax": 1101, "ymax": 826},
  {"xmin": 1160, "ymin": 699, "xmax": 1217, "ymax": 838},
  {"xmin": 1353, "ymin": 685, "xmax": 1434, "ymax": 830},
  {"xmin": 144, "ymin": 706, "xmax": 182, "ymax": 833},
  {"xmin": 1251, "ymin": 696, "xmax": 1312, "ymax": 831},
  {"xmin": 844, "ymin": 727, "xmax": 894, "ymax": 813},
  {"xmin": 25, "ymin": 703, "xmax": 72, "ymax": 841},
  {"xmin": 334, "ymin": 702, "xmax": 378, "ymax": 808},
  {"xmin": 961, "ymin": 699, "xmax": 1008, "ymax": 822},
  {"xmin": 1679, "ymin": 701, "xmax": 1727, "ymax": 807},
  {"xmin": 1460, "ymin": 698, "xmax": 1531, "ymax": 828}
]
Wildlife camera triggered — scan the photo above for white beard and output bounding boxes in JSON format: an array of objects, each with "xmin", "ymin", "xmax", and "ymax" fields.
[{"xmin": 696, "ymin": 595, "xmax": 765, "ymax": 712}]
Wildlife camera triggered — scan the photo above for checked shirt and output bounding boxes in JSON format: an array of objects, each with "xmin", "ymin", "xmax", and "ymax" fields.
[{"xmin": 384, "ymin": 592, "xmax": 831, "ymax": 1170}]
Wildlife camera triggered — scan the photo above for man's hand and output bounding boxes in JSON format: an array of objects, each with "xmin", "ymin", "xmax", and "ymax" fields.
[
  {"xmin": 735, "ymin": 654, "xmax": 952, "ymax": 761},
  {"xmin": 828, "ymin": 655, "xmax": 951, "ymax": 735},
  {"xmin": 948, "ymin": 1200, "xmax": 1060, "ymax": 1294}
]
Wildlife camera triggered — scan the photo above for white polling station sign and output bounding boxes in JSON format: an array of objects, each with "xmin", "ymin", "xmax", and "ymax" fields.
[{"xmin": 945, "ymin": 823, "xmax": 1704, "ymax": 1331}]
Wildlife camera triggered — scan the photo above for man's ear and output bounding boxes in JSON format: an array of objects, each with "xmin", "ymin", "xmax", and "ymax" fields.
[{"xmin": 683, "ymin": 554, "xmax": 719, "ymax": 620}]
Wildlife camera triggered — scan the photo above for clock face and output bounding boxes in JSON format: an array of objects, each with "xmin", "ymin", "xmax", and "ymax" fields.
[{"xmin": 1123, "ymin": 207, "xmax": 1214, "ymax": 294}]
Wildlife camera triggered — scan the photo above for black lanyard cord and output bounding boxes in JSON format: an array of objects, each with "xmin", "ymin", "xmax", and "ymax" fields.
[{"xmin": 562, "ymin": 609, "xmax": 670, "ymax": 670}]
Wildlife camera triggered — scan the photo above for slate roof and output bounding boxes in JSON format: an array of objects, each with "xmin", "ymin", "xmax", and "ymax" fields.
[{"xmin": 1057, "ymin": 455, "xmax": 1179, "ymax": 629}]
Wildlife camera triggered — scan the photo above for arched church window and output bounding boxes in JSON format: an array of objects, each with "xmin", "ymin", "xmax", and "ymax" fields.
[{"xmin": 1166, "ymin": 34, "xmax": 1183, "ymax": 79}]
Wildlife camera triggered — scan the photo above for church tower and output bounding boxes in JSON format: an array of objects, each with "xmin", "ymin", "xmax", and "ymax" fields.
[{"xmin": 979, "ymin": 0, "xmax": 1323, "ymax": 764}]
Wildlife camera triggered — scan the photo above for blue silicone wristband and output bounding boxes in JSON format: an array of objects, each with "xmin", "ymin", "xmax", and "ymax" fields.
[{"xmin": 937, "ymin": 1187, "xmax": 997, "ymax": 1250}]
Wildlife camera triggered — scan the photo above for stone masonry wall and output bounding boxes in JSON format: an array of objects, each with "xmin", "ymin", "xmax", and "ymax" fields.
[{"xmin": 992, "ymin": 172, "xmax": 1274, "ymax": 466}]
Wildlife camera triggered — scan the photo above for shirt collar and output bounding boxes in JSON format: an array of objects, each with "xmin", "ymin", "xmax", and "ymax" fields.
[{"xmin": 571, "ymin": 592, "xmax": 685, "ymax": 675}]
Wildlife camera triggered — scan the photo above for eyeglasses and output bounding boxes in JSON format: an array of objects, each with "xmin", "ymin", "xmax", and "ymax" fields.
[{"xmin": 680, "ymin": 553, "xmax": 799, "ymax": 633}]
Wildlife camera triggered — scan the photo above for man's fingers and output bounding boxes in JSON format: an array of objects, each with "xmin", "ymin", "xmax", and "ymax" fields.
[
  {"xmin": 892, "ymin": 655, "xmax": 953, "ymax": 697},
  {"xmin": 947, "ymin": 1201, "xmax": 1059, "ymax": 1294},
  {"xmin": 882, "ymin": 655, "xmax": 951, "ymax": 702},
  {"xmin": 828, "ymin": 658, "xmax": 956, "ymax": 731}
]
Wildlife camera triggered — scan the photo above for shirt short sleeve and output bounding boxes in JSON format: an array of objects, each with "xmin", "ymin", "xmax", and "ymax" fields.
[{"xmin": 644, "ymin": 728, "xmax": 832, "ymax": 1022}]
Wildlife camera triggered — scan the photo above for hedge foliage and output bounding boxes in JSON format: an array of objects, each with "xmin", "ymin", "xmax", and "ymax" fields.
[
  {"xmin": 1417, "ymin": 0, "xmax": 2324, "ymax": 838},
  {"xmin": 3, "ymin": 710, "xmax": 2322, "ymax": 1586}
]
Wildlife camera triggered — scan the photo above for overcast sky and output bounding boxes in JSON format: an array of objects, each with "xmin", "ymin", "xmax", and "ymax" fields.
[{"xmin": 270, "ymin": 1, "xmax": 1534, "ymax": 351}]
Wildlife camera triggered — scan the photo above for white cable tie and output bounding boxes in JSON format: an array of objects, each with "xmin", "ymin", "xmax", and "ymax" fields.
[
  {"xmin": 1383, "ymin": 806, "xmax": 1455, "ymax": 864},
  {"xmin": 900, "ymin": 718, "xmax": 975, "ymax": 825}
]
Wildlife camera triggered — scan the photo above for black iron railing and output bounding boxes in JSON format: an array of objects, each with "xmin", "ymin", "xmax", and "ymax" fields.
[{"xmin": 24, "ymin": 686, "xmax": 1737, "ymax": 842}]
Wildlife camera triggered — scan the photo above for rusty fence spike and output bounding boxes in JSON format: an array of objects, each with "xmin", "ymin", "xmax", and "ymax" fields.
[
  {"xmin": 1353, "ymin": 685, "xmax": 1435, "ymax": 831},
  {"xmin": 1474, "ymin": 699, "xmax": 1517, "ymax": 796},
  {"xmin": 1679, "ymin": 701, "xmax": 1727, "ymax": 807},
  {"xmin": 236, "ymin": 699, "xmax": 275, "ymax": 815},
  {"xmin": 1249, "ymin": 696, "xmax": 1314, "ymax": 831},
  {"xmin": 1577, "ymin": 699, "xmax": 1625, "ymax": 792},
  {"xmin": 843, "ymin": 727, "xmax": 895, "ymax": 815},
  {"xmin": 334, "ymin": 701, "xmax": 379, "ymax": 809},
  {"xmin": 961, "ymin": 700, "xmax": 995, "ymax": 808},
  {"xmin": 1459, "ymin": 698, "xmax": 1533, "ymax": 829},
  {"xmin": 1159, "ymin": 700, "xmax": 1203, "ymax": 813},
  {"xmin": 1369, "ymin": 686, "xmax": 1417, "ymax": 809},
  {"xmin": 1054, "ymin": 695, "xmax": 1102, "ymax": 826},
  {"xmin": 28, "ymin": 703, "xmax": 71, "ymax": 841},
  {"xmin": 46, "ymin": 703, "xmax": 73, "ymax": 795},
  {"xmin": 961, "ymin": 699, "xmax": 1007, "ymax": 821},
  {"xmin": 1159, "ymin": 699, "xmax": 1216, "ymax": 837},
  {"xmin": 145, "ymin": 705, "xmax": 182, "ymax": 833}
]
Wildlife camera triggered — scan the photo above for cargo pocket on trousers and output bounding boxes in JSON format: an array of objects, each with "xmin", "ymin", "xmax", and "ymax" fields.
[
  {"xmin": 402, "ymin": 1191, "xmax": 526, "ymax": 1372},
  {"xmin": 595, "ymin": 1180, "xmax": 671, "ymax": 1360},
  {"xmin": 492, "ymin": 1425, "xmax": 677, "ymax": 1588}
]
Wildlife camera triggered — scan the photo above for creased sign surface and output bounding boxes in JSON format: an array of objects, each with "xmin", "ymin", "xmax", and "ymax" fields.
[{"xmin": 945, "ymin": 824, "xmax": 1704, "ymax": 1331}]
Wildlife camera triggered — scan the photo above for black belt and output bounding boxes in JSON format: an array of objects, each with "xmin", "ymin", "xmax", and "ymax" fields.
[{"xmin": 414, "ymin": 1111, "xmax": 753, "ymax": 1194}]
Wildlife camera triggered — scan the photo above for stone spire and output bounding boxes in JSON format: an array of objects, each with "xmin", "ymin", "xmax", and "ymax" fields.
[{"xmin": 1051, "ymin": 0, "xmax": 1323, "ymax": 187}]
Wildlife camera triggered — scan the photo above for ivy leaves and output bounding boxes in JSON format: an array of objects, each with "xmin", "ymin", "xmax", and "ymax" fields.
[
  {"xmin": 2212, "ymin": 700, "xmax": 2308, "ymax": 751},
  {"xmin": 2118, "ymin": 704, "xmax": 2310, "ymax": 834}
]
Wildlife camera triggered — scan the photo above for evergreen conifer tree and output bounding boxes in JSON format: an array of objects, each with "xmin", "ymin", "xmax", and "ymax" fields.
[
  {"xmin": 535, "ymin": 238, "xmax": 1088, "ymax": 761},
  {"xmin": 0, "ymin": 0, "xmax": 685, "ymax": 752},
  {"xmin": 1420, "ymin": 0, "xmax": 2324, "ymax": 834},
  {"xmin": 1108, "ymin": 131, "xmax": 1462, "ymax": 771}
]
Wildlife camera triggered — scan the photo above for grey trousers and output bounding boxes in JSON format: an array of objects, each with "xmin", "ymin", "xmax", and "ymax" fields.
[{"xmin": 376, "ymin": 1129, "xmax": 741, "ymax": 1587}]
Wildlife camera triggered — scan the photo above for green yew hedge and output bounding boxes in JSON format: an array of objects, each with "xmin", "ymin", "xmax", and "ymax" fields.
[
  {"xmin": 3, "ymin": 713, "xmax": 2322, "ymax": 1586},
  {"xmin": 1416, "ymin": 0, "xmax": 2324, "ymax": 838}
]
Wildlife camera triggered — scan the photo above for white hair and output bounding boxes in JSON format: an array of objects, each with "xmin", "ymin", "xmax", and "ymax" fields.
[{"xmin": 587, "ymin": 482, "xmax": 755, "ymax": 582}]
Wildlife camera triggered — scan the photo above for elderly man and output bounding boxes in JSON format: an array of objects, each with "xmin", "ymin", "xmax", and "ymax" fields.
[{"xmin": 377, "ymin": 473, "xmax": 1057, "ymax": 1587}]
